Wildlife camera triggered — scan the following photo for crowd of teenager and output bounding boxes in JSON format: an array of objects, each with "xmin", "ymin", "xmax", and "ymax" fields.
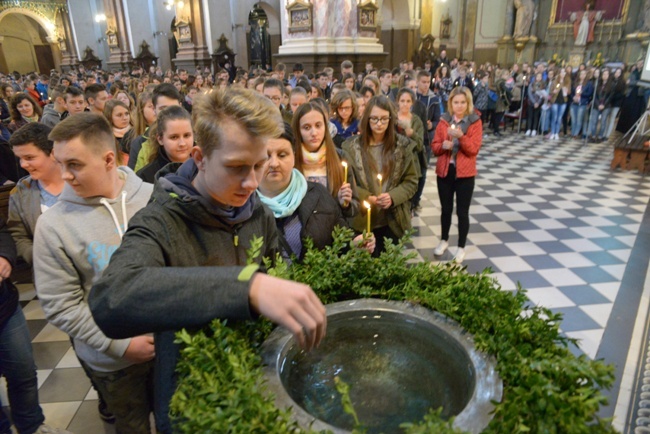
[{"xmin": 0, "ymin": 51, "xmax": 647, "ymax": 433}]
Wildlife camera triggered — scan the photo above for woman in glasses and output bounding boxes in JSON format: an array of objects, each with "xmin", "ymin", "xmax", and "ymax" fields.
[
  {"xmin": 431, "ymin": 86, "xmax": 483, "ymax": 264},
  {"xmin": 342, "ymin": 95, "xmax": 418, "ymax": 257}
]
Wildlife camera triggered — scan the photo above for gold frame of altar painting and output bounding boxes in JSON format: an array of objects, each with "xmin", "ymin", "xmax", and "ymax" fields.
[
  {"xmin": 287, "ymin": 0, "xmax": 313, "ymax": 34},
  {"xmin": 176, "ymin": 18, "xmax": 192, "ymax": 42},
  {"xmin": 358, "ymin": 0, "xmax": 378, "ymax": 32},
  {"xmin": 548, "ymin": 0, "xmax": 630, "ymax": 27},
  {"xmin": 106, "ymin": 29, "xmax": 118, "ymax": 48}
]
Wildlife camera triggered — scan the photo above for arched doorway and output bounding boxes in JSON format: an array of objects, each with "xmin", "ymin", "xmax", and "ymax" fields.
[
  {"xmin": 0, "ymin": 12, "xmax": 57, "ymax": 74},
  {"xmin": 248, "ymin": 4, "xmax": 272, "ymax": 69}
]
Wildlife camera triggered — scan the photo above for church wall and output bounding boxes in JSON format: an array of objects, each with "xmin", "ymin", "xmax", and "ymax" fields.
[
  {"xmin": 429, "ymin": 0, "xmax": 461, "ymax": 58},
  {"xmin": 68, "ymin": 0, "xmax": 109, "ymax": 65},
  {"xmin": 472, "ymin": 0, "xmax": 507, "ymax": 64},
  {"xmin": 0, "ymin": 14, "xmax": 41, "ymax": 73}
]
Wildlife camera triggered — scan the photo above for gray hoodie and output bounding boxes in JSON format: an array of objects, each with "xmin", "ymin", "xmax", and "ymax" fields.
[
  {"xmin": 40, "ymin": 103, "xmax": 63, "ymax": 128},
  {"xmin": 33, "ymin": 166, "xmax": 153, "ymax": 372}
]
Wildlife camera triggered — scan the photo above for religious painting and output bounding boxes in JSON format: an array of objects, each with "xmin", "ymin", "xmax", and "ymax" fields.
[
  {"xmin": 550, "ymin": 0, "xmax": 628, "ymax": 24},
  {"xmin": 287, "ymin": 0, "xmax": 313, "ymax": 34},
  {"xmin": 176, "ymin": 19, "xmax": 192, "ymax": 42},
  {"xmin": 358, "ymin": 0, "xmax": 378, "ymax": 32},
  {"xmin": 106, "ymin": 29, "xmax": 118, "ymax": 48}
]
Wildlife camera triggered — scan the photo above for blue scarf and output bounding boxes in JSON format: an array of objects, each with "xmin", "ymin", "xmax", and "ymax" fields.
[{"xmin": 258, "ymin": 169, "xmax": 308, "ymax": 218}]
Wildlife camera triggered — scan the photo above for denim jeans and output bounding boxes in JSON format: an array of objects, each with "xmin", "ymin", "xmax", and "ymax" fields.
[
  {"xmin": 606, "ymin": 106, "xmax": 620, "ymax": 138},
  {"xmin": 540, "ymin": 107, "xmax": 551, "ymax": 133},
  {"xmin": 550, "ymin": 103, "xmax": 567, "ymax": 135},
  {"xmin": 570, "ymin": 104, "xmax": 587, "ymax": 137},
  {"xmin": 587, "ymin": 107, "xmax": 612, "ymax": 138},
  {"xmin": 0, "ymin": 305, "xmax": 45, "ymax": 434}
]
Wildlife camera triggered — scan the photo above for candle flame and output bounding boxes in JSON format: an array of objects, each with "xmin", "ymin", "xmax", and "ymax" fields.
[
  {"xmin": 377, "ymin": 174, "xmax": 382, "ymax": 181},
  {"xmin": 341, "ymin": 161, "xmax": 347, "ymax": 168},
  {"xmin": 363, "ymin": 200, "xmax": 371, "ymax": 209}
]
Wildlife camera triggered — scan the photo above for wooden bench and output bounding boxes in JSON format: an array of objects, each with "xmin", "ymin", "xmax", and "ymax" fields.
[{"xmin": 611, "ymin": 134, "xmax": 650, "ymax": 173}]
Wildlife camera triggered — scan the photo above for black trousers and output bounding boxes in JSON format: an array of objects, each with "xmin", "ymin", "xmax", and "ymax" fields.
[{"xmin": 437, "ymin": 164, "xmax": 475, "ymax": 248}]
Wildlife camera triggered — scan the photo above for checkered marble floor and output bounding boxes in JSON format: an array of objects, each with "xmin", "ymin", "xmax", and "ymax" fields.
[{"xmin": 2, "ymin": 129, "xmax": 649, "ymax": 432}]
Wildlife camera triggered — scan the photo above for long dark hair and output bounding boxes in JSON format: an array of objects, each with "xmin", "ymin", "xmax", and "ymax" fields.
[
  {"xmin": 292, "ymin": 102, "xmax": 344, "ymax": 198},
  {"xmin": 359, "ymin": 95, "xmax": 397, "ymax": 180}
]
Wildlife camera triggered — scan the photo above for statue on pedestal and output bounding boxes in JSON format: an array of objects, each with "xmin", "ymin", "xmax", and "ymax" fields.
[
  {"xmin": 513, "ymin": 0, "xmax": 534, "ymax": 38},
  {"xmin": 570, "ymin": 2, "xmax": 603, "ymax": 46}
]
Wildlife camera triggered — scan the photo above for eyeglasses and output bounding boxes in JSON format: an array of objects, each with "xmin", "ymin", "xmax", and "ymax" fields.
[{"xmin": 369, "ymin": 116, "xmax": 390, "ymax": 124}]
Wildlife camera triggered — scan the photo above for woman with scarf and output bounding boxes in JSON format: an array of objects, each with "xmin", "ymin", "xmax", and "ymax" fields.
[
  {"xmin": 432, "ymin": 86, "xmax": 483, "ymax": 264},
  {"xmin": 292, "ymin": 102, "xmax": 357, "ymax": 217},
  {"xmin": 258, "ymin": 124, "xmax": 373, "ymax": 262},
  {"xmin": 8, "ymin": 93, "xmax": 41, "ymax": 134},
  {"xmin": 103, "ymin": 99, "xmax": 133, "ymax": 165},
  {"xmin": 342, "ymin": 95, "xmax": 418, "ymax": 257}
]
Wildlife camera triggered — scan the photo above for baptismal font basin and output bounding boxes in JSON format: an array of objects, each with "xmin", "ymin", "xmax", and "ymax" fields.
[{"xmin": 261, "ymin": 299, "xmax": 502, "ymax": 434}]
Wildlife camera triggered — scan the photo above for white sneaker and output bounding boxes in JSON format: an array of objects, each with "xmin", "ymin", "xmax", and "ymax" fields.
[
  {"xmin": 34, "ymin": 425, "xmax": 73, "ymax": 434},
  {"xmin": 434, "ymin": 240, "xmax": 448, "ymax": 256},
  {"xmin": 453, "ymin": 247, "xmax": 466, "ymax": 264},
  {"xmin": 531, "ymin": 130, "xmax": 537, "ymax": 136},
  {"xmin": 525, "ymin": 130, "xmax": 531, "ymax": 136}
]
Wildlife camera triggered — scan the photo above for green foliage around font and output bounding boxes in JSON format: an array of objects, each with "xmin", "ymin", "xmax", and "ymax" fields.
[{"xmin": 170, "ymin": 227, "xmax": 616, "ymax": 433}]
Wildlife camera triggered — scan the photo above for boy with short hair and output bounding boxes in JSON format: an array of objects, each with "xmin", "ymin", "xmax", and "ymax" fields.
[
  {"xmin": 33, "ymin": 113, "xmax": 155, "ymax": 433},
  {"xmin": 63, "ymin": 86, "xmax": 85, "ymax": 116},
  {"xmin": 40, "ymin": 86, "xmax": 68, "ymax": 127},
  {"xmin": 84, "ymin": 83, "xmax": 108, "ymax": 114},
  {"xmin": 89, "ymin": 87, "xmax": 326, "ymax": 433}
]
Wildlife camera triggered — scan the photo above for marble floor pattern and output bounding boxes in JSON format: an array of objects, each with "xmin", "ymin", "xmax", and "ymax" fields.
[{"xmin": 2, "ymin": 129, "xmax": 650, "ymax": 432}]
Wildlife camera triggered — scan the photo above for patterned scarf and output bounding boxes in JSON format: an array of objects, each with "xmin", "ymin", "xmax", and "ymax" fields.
[{"xmin": 301, "ymin": 143, "xmax": 327, "ymax": 172}]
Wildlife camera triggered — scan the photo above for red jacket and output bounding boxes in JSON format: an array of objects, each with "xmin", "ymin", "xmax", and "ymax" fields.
[
  {"xmin": 26, "ymin": 88, "xmax": 46, "ymax": 107},
  {"xmin": 431, "ymin": 113, "xmax": 482, "ymax": 178}
]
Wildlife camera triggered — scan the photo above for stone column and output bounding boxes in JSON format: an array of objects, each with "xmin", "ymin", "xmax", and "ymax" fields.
[
  {"xmin": 103, "ymin": 0, "xmax": 133, "ymax": 70},
  {"xmin": 58, "ymin": 7, "xmax": 79, "ymax": 71},
  {"xmin": 276, "ymin": 0, "xmax": 386, "ymax": 72},
  {"xmin": 172, "ymin": 0, "xmax": 212, "ymax": 71},
  {"xmin": 0, "ymin": 37, "xmax": 8, "ymax": 75}
]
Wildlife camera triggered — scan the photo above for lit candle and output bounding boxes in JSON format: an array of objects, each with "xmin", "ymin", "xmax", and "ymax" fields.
[
  {"xmin": 342, "ymin": 161, "xmax": 348, "ymax": 181},
  {"xmin": 364, "ymin": 201, "xmax": 371, "ymax": 233},
  {"xmin": 377, "ymin": 173, "xmax": 382, "ymax": 192}
]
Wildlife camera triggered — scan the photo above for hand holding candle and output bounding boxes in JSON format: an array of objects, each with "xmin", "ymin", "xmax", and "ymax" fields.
[{"xmin": 364, "ymin": 201, "xmax": 371, "ymax": 234}]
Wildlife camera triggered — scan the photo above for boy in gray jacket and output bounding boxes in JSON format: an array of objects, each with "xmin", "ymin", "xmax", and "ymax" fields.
[{"xmin": 33, "ymin": 114, "xmax": 155, "ymax": 433}]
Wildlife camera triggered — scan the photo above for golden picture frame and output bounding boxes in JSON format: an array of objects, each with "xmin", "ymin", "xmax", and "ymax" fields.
[
  {"xmin": 358, "ymin": 0, "xmax": 378, "ymax": 32},
  {"xmin": 287, "ymin": 0, "xmax": 313, "ymax": 34}
]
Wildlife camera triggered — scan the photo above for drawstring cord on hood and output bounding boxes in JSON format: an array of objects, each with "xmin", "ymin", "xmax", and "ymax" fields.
[{"xmin": 99, "ymin": 191, "xmax": 128, "ymax": 239}]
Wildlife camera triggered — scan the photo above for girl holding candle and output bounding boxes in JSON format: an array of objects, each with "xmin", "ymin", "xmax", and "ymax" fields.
[
  {"xmin": 548, "ymin": 67, "xmax": 571, "ymax": 140},
  {"xmin": 395, "ymin": 88, "xmax": 425, "ymax": 212},
  {"xmin": 292, "ymin": 102, "xmax": 358, "ymax": 217},
  {"xmin": 342, "ymin": 95, "xmax": 418, "ymax": 257},
  {"xmin": 570, "ymin": 68, "xmax": 593, "ymax": 139},
  {"xmin": 258, "ymin": 124, "xmax": 374, "ymax": 261},
  {"xmin": 432, "ymin": 86, "xmax": 483, "ymax": 264}
]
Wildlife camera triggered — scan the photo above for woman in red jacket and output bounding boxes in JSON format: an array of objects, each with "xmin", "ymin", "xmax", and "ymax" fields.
[{"xmin": 431, "ymin": 86, "xmax": 483, "ymax": 263}]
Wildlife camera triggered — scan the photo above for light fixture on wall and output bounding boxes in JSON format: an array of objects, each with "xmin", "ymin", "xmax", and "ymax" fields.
[
  {"xmin": 95, "ymin": 13, "xmax": 107, "ymax": 23},
  {"xmin": 164, "ymin": 0, "xmax": 185, "ymax": 10}
]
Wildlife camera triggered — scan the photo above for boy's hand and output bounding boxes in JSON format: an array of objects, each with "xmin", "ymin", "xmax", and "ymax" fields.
[
  {"xmin": 123, "ymin": 335, "xmax": 155, "ymax": 363},
  {"xmin": 249, "ymin": 274, "xmax": 326, "ymax": 351}
]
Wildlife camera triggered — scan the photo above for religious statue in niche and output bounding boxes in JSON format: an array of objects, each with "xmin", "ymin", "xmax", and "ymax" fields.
[
  {"xmin": 106, "ymin": 29, "xmax": 118, "ymax": 48},
  {"xmin": 643, "ymin": 0, "xmax": 650, "ymax": 32},
  {"xmin": 570, "ymin": 1, "xmax": 603, "ymax": 46},
  {"xmin": 440, "ymin": 11, "xmax": 452, "ymax": 40},
  {"xmin": 513, "ymin": 0, "xmax": 534, "ymax": 38}
]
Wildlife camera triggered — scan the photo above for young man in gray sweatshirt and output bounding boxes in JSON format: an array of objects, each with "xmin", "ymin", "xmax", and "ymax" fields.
[{"xmin": 32, "ymin": 113, "xmax": 155, "ymax": 433}]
